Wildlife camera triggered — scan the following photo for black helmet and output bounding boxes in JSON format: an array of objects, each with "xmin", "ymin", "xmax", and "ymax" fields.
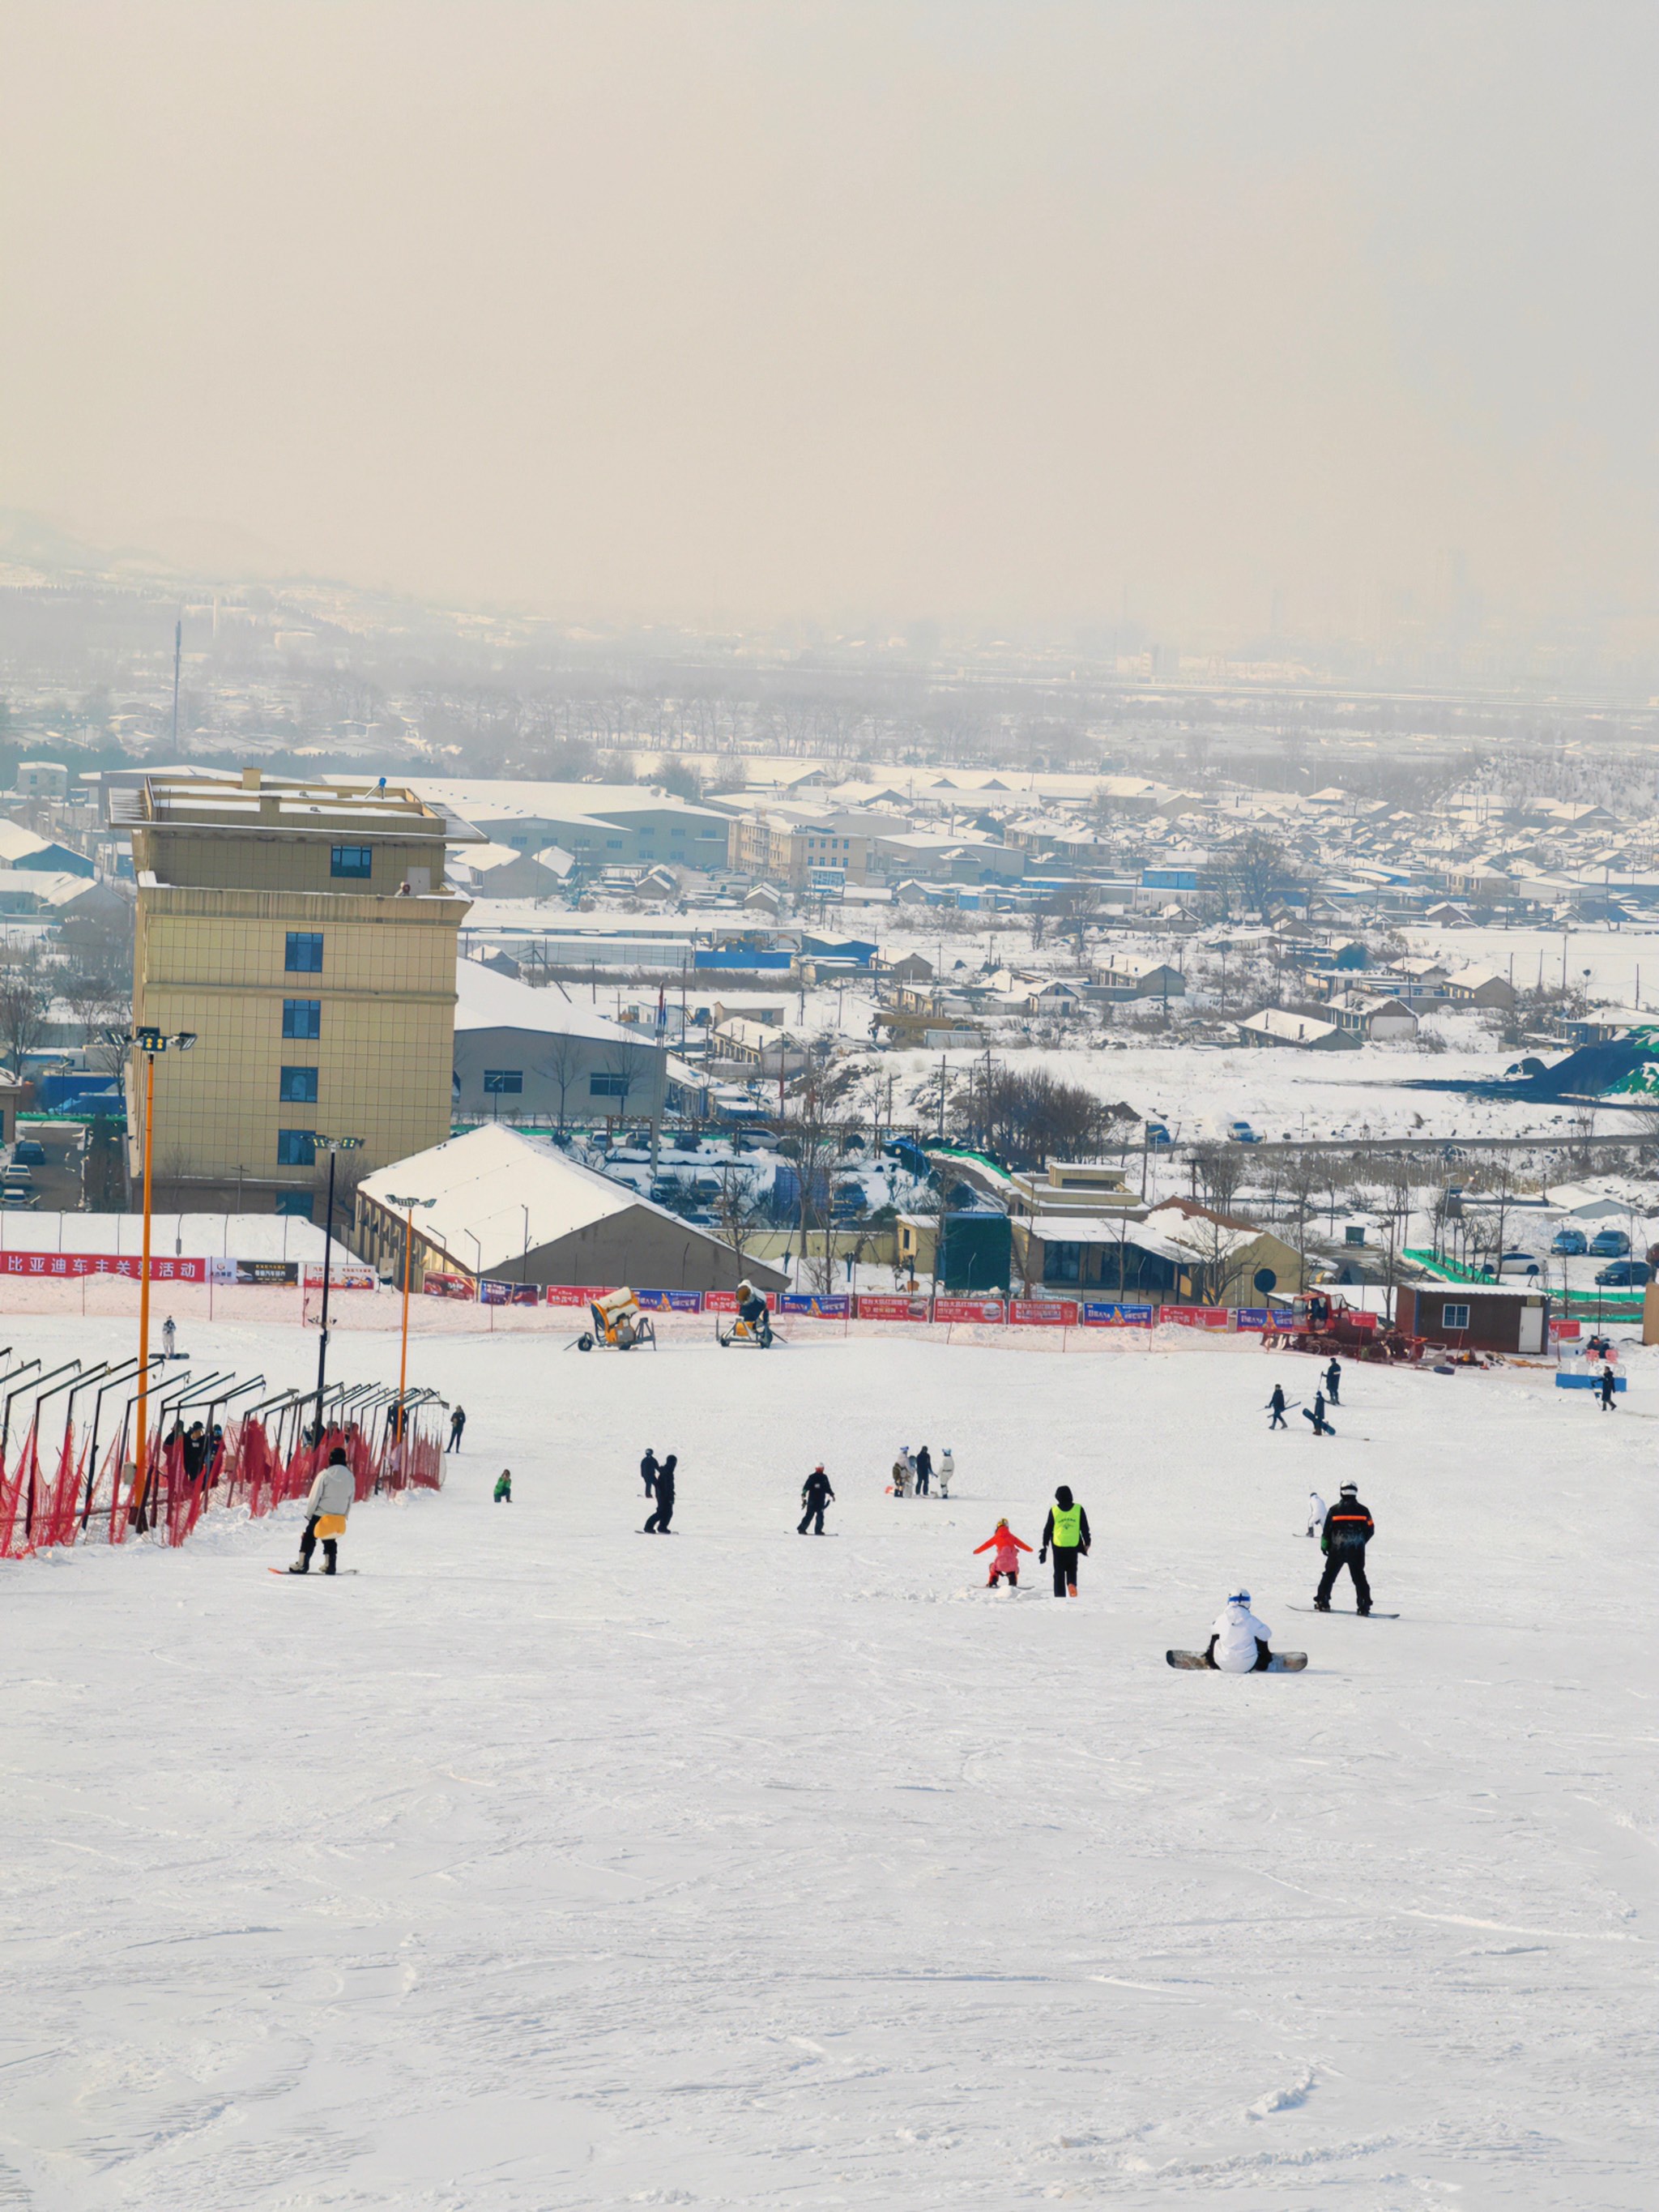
[{"xmin": 1055, "ymin": 1484, "xmax": 1073, "ymax": 1507}]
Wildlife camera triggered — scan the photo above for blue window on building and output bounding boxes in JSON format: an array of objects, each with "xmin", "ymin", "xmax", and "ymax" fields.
[
  {"xmin": 275, "ymin": 1192, "xmax": 313, "ymax": 1220},
  {"xmin": 283, "ymin": 999, "xmax": 322, "ymax": 1039},
  {"xmin": 285, "ymin": 932, "xmax": 324, "ymax": 972},
  {"xmin": 279, "ymin": 1065, "xmax": 318, "ymax": 1103},
  {"xmin": 590, "ymin": 1072, "xmax": 629, "ymax": 1098},
  {"xmin": 331, "ymin": 844, "xmax": 373, "ymax": 879},
  {"xmin": 277, "ymin": 1129, "xmax": 316, "ymax": 1166},
  {"xmin": 483, "ymin": 1070, "xmax": 523, "ymax": 1095}
]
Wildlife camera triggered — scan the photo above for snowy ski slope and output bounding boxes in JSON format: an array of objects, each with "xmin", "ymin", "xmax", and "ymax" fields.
[{"xmin": 1, "ymin": 1313, "xmax": 1650, "ymax": 2209}]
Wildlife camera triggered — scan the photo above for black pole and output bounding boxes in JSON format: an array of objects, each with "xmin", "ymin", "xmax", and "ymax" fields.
[{"xmin": 313, "ymin": 1147, "xmax": 338, "ymax": 1467}]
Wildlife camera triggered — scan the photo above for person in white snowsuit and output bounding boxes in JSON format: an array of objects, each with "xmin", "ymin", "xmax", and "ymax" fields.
[
  {"xmin": 161, "ymin": 1315, "xmax": 177, "ymax": 1358},
  {"xmin": 1205, "ymin": 1590, "xmax": 1275, "ymax": 1672},
  {"xmin": 891, "ymin": 1450, "xmax": 913, "ymax": 1498},
  {"xmin": 1306, "ymin": 1489, "xmax": 1328, "ymax": 1539},
  {"xmin": 936, "ymin": 1447, "xmax": 954, "ymax": 1498},
  {"xmin": 290, "ymin": 1446, "xmax": 354, "ymax": 1574}
]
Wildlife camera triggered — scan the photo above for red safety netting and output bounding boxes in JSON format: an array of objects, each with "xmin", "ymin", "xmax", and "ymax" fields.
[{"xmin": 0, "ymin": 1399, "xmax": 444, "ymax": 1560}]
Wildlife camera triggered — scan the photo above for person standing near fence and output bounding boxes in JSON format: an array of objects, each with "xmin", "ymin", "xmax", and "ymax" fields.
[
  {"xmin": 448, "ymin": 1405, "xmax": 467, "ymax": 1453},
  {"xmin": 289, "ymin": 1446, "xmax": 354, "ymax": 1574}
]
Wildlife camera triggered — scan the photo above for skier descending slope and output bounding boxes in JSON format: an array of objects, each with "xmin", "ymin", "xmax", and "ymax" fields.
[
  {"xmin": 1306, "ymin": 1488, "xmax": 1328, "ymax": 1539},
  {"xmin": 1038, "ymin": 1485, "xmax": 1091, "ymax": 1598},
  {"xmin": 289, "ymin": 1447, "xmax": 353, "ymax": 1575},
  {"xmin": 973, "ymin": 1517, "xmax": 1030, "ymax": 1588},
  {"xmin": 1316, "ymin": 1481, "xmax": 1375, "ymax": 1612},
  {"xmin": 1206, "ymin": 1589, "xmax": 1277, "ymax": 1672}
]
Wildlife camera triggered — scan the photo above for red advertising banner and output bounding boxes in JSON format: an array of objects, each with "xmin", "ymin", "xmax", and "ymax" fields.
[
  {"xmin": 543, "ymin": 1285, "xmax": 612, "ymax": 1308},
  {"xmin": 1010, "ymin": 1298, "xmax": 1077, "ymax": 1326},
  {"xmin": 423, "ymin": 1273, "xmax": 475, "ymax": 1300},
  {"xmin": 933, "ymin": 1296, "xmax": 1006, "ymax": 1324},
  {"xmin": 0, "ymin": 1249, "xmax": 205, "ymax": 1283},
  {"xmin": 1158, "ymin": 1305, "xmax": 1230, "ymax": 1329},
  {"xmin": 855, "ymin": 1294, "xmax": 931, "ymax": 1322},
  {"xmin": 301, "ymin": 1262, "xmax": 377, "ymax": 1292}
]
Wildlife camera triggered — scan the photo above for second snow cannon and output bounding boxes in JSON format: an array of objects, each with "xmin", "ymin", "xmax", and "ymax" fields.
[
  {"xmin": 573, "ymin": 1286, "xmax": 656, "ymax": 1352},
  {"xmin": 718, "ymin": 1278, "xmax": 776, "ymax": 1349}
]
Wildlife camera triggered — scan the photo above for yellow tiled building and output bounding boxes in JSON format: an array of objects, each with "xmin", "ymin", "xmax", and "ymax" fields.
[{"xmin": 113, "ymin": 770, "xmax": 479, "ymax": 1218}]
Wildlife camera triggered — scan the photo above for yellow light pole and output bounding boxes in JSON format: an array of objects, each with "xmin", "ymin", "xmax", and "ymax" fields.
[
  {"xmin": 120, "ymin": 1025, "xmax": 196, "ymax": 1528},
  {"xmin": 386, "ymin": 1192, "xmax": 435, "ymax": 1441}
]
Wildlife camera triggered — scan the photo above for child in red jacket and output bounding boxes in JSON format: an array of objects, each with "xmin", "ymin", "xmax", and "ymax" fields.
[{"xmin": 974, "ymin": 1518, "xmax": 1032, "ymax": 1588}]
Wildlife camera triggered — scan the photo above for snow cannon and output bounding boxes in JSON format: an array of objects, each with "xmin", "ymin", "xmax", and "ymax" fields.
[
  {"xmin": 572, "ymin": 1286, "xmax": 656, "ymax": 1353},
  {"xmin": 718, "ymin": 1279, "xmax": 776, "ymax": 1349}
]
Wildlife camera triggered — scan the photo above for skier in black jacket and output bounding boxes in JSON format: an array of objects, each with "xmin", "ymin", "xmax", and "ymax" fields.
[
  {"xmin": 1315, "ymin": 1481, "xmax": 1375, "ymax": 1612},
  {"xmin": 798, "ymin": 1464, "xmax": 835, "ymax": 1535},
  {"xmin": 1266, "ymin": 1383, "xmax": 1288, "ymax": 1429},
  {"xmin": 1303, "ymin": 1389, "xmax": 1333, "ymax": 1437},
  {"xmin": 640, "ymin": 1448, "xmax": 659, "ymax": 1497},
  {"xmin": 913, "ymin": 1444, "xmax": 932, "ymax": 1496},
  {"xmin": 1324, "ymin": 1358, "xmax": 1342, "ymax": 1404},
  {"xmin": 643, "ymin": 1454, "xmax": 676, "ymax": 1533},
  {"xmin": 1038, "ymin": 1485, "xmax": 1092, "ymax": 1598}
]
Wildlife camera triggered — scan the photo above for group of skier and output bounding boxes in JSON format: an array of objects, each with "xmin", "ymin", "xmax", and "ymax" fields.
[
  {"xmin": 1266, "ymin": 1356, "xmax": 1341, "ymax": 1436},
  {"xmin": 974, "ymin": 1485, "xmax": 1092, "ymax": 1596},
  {"xmin": 889, "ymin": 1444, "xmax": 953, "ymax": 1497}
]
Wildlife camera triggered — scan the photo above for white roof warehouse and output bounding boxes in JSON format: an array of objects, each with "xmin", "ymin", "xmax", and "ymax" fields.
[{"xmin": 356, "ymin": 1124, "xmax": 787, "ymax": 1293}]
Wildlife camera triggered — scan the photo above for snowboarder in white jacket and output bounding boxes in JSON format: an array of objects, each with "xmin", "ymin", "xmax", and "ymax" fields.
[
  {"xmin": 936, "ymin": 1447, "xmax": 954, "ymax": 1498},
  {"xmin": 290, "ymin": 1447, "xmax": 354, "ymax": 1574},
  {"xmin": 1306, "ymin": 1488, "xmax": 1328, "ymax": 1538},
  {"xmin": 1205, "ymin": 1591, "xmax": 1275, "ymax": 1672}
]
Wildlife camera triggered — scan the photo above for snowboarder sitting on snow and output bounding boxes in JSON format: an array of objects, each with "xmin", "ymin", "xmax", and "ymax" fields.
[
  {"xmin": 1324, "ymin": 1357, "xmax": 1342, "ymax": 1404},
  {"xmin": 914, "ymin": 1443, "xmax": 932, "ymax": 1496},
  {"xmin": 494, "ymin": 1470, "xmax": 513, "ymax": 1503},
  {"xmin": 1316, "ymin": 1481, "xmax": 1375, "ymax": 1612},
  {"xmin": 1205, "ymin": 1589, "xmax": 1276, "ymax": 1672},
  {"xmin": 643, "ymin": 1453, "xmax": 677, "ymax": 1533},
  {"xmin": 1266, "ymin": 1383, "xmax": 1288, "ymax": 1430},
  {"xmin": 1303, "ymin": 1388, "xmax": 1334, "ymax": 1437},
  {"xmin": 798, "ymin": 1464, "xmax": 835, "ymax": 1535},
  {"xmin": 1306, "ymin": 1488, "xmax": 1327, "ymax": 1539},
  {"xmin": 974, "ymin": 1517, "xmax": 1030, "ymax": 1587},
  {"xmin": 290, "ymin": 1446, "xmax": 353, "ymax": 1574},
  {"xmin": 1038, "ymin": 1484, "xmax": 1091, "ymax": 1598},
  {"xmin": 937, "ymin": 1446, "xmax": 954, "ymax": 1497}
]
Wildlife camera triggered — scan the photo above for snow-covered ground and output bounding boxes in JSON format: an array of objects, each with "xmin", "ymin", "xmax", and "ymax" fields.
[{"xmin": 2, "ymin": 1313, "xmax": 1651, "ymax": 2208}]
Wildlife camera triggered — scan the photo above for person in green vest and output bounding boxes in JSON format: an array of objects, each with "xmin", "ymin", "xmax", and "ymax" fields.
[{"xmin": 1038, "ymin": 1484, "xmax": 1092, "ymax": 1598}]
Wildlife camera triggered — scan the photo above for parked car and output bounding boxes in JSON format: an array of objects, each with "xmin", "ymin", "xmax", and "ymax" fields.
[
  {"xmin": 0, "ymin": 1188, "xmax": 36, "ymax": 1210},
  {"xmin": 1496, "ymin": 1250, "xmax": 1541, "ymax": 1277},
  {"xmin": 11, "ymin": 1138, "xmax": 46, "ymax": 1166},
  {"xmin": 1595, "ymin": 1259, "xmax": 1650, "ymax": 1287},
  {"xmin": 1550, "ymin": 1226, "xmax": 1589, "ymax": 1256},
  {"xmin": 1226, "ymin": 1119, "xmax": 1260, "ymax": 1144},
  {"xmin": 1589, "ymin": 1228, "xmax": 1631, "ymax": 1258},
  {"xmin": 1, "ymin": 1164, "xmax": 32, "ymax": 1185}
]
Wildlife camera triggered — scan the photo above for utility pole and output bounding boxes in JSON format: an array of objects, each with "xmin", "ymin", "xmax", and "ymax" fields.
[{"xmin": 171, "ymin": 618, "xmax": 182, "ymax": 753}]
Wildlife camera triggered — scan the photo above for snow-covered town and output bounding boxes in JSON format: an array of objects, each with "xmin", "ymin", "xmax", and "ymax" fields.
[{"xmin": 3, "ymin": 11, "xmax": 1655, "ymax": 2210}]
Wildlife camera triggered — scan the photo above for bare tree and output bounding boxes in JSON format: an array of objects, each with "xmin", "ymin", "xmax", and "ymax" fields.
[
  {"xmin": 539, "ymin": 1035, "xmax": 584, "ymax": 1131},
  {"xmin": 0, "ymin": 958, "xmax": 51, "ymax": 1076},
  {"xmin": 711, "ymin": 1163, "xmax": 767, "ymax": 1276}
]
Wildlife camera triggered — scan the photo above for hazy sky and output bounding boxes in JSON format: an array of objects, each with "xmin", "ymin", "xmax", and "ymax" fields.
[{"xmin": 2, "ymin": 2, "xmax": 1653, "ymax": 640}]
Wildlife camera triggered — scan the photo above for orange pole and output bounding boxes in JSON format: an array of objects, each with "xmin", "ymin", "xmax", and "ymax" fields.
[
  {"xmin": 396, "ymin": 1202, "xmax": 414, "ymax": 1439},
  {"xmin": 132, "ymin": 1049, "xmax": 156, "ymax": 1525}
]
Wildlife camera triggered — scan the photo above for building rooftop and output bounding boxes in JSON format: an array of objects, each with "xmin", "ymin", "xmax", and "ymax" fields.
[{"xmin": 110, "ymin": 768, "xmax": 483, "ymax": 846}]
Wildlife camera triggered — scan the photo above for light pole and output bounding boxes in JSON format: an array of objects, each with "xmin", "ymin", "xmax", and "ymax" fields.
[
  {"xmin": 386, "ymin": 1192, "xmax": 435, "ymax": 1441},
  {"xmin": 309, "ymin": 1134, "xmax": 363, "ymax": 1466},
  {"xmin": 112, "ymin": 1025, "xmax": 196, "ymax": 1528}
]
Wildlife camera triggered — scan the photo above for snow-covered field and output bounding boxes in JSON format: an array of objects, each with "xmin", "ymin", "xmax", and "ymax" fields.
[{"xmin": 3, "ymin": 1313, "xmax": 1652, "ymax": 2210}]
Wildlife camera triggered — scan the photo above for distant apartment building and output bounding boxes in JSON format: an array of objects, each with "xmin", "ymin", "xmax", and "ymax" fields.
[
  {"xmin": 726, "ymin": 808, "xmax": 879, "ymax": 888},
  {"xmin": 113, "ymin": 769, "xmax": 481, "ymax": 1217}
]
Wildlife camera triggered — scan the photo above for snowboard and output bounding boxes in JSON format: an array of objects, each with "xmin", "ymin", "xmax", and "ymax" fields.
[
  {"xmin": 269, "ymin": 1567, "xmax": 360, "ymax": 1578},
  {"xmin": 1287, "ymin": 1603, "xmax": 1397, "ymax": 1618},
  {"xmin": 1166, "ymin": 1650, "xmax": 1307, "ymax": 1671}
]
